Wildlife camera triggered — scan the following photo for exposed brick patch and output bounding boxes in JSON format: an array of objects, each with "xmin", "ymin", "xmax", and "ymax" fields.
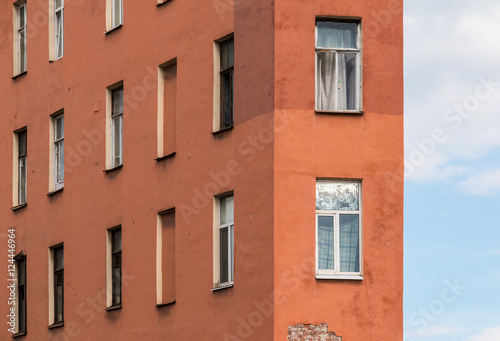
[{"xmin": 287, "ymin": 323, "xmax": 342, "ymax": 341}]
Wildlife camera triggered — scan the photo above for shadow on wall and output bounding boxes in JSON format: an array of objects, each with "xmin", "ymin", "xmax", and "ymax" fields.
[{"xmin": 288, "ymin": 323, "xmax": 342, "ymax": 341}]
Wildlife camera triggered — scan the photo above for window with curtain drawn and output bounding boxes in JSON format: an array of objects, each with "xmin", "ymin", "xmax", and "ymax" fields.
[
  {"xmin": 316, "ymin": 180, "xmax": 362, "ymax": 278},
  {"xmin": 316, "ymin": 20, "xmax": 361, "ymax": 112}
]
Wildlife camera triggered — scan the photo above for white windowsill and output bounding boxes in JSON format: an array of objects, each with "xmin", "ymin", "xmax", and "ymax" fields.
[
  {"xmin": 212, "ymin": 282, "xmax": 234, "ymax": 291},
  {"xmin": 315, "ymin": 110, "xmax": 364, "ymax": 115},
  {"xmin": 316, "ymin": 274, "xmax": 364, "ymax": 281}
]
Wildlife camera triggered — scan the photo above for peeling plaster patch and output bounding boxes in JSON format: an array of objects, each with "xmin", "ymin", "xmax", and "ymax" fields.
[{"xmin": 288, "ymin": 323, "xmax": 342, "ymax": 341}]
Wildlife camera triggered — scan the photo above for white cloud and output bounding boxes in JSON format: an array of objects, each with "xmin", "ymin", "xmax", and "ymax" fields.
[
  {"xmin": 463, "ymin": 327, "xmax": 500, "ymax": 341},
  {"xmin": 457, "ymin": 168, "xmax": 500, "ymax": 197},
  {"xmin": 404, "ymin": 1, "xmax": 500, "ymax": 190},
  {"xmin": 415, "ymin": 325, "xmax": 466, "ymax": 337}
]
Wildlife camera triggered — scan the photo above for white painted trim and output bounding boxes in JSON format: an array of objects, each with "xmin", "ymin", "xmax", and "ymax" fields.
[
  {"xmin": 156, "ymin": 214, "xmax": 163, "ymax": 304},
  {"xmin": 48, "ymin": 248, "xmax": 55, "ymax": 325},
  {"xmin": 212, "ymin": 42, "xmax": 221, "ymax": 132},
  {"xmin": 316, "ymin": 274, "xmax": 364, "ymax": 280},
  {"xmin": 106, "ymin": 229, "xmax": 112, "ymax": 307},
  {"xmin": 157, "ymin": 67, "xmax": 165, "ymax": 158}
]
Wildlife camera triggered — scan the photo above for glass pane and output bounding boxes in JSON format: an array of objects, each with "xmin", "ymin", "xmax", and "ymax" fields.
[
  {"xmin": 219, "ymin": 227, "xmax": 228, "ymax": 283},
  {"xmin": 221, "ymin": 71, "xmax": 233, "ymax": 127},
  {"xmin": 113, "ymin": 89, "xmax": 123, "ymax": 115},
  {"xmin": 220, "ymin": 195, "xmax": 234, "ymax": 225},
  {"xmin": 19, "ymin": 6, "xmax": 25, "ymax": 28},
  {"xmin": 113, "ymin": 116, "xmax": 122, "ymax": 166},
  {"xmin": 55, "ymin": 0, "xmax": 62, "ymax": 9},
  {"xmin": 221, "ymin": 41, "xmax": 228, "ymax": 69},
  {"xmin": 337, "ymin": 53, "xmax": 358, "ymax": 110},
  {"xmin": 112, "ymin": 229, "xmax": 121, "ymax": 252},
  {"xmin": 228, "ymin": 40, "xmax": 234, "ymax": 67},
  {"xmin": 316, "ymin": 181, "xmax": 359, "ymax": 211},
  {"xmin": 18, "ymin": 131, "xmax": 27, "ymax": 156},
  {"xmin": 55, "ymin": 116, "xmax": 64, "ymax": 139},
  {"xmin": 56, "ymin": 12, "xmax": 63, "ymax": 58},
  {"xmin": 317, "ymin": 51, "xmax": 336, "ymax": 111},
  {"xmin": 54, "ymin": 248, "xmax": 64, "ymax": 270},
  {"xmin": 229, "ymin": 225, "xmax": 234, "ymax": 282},
  {"xmin": 58, "ymin": 141, "xmax": 64, "ymax": 182},
  {"xmin": 339, "ymin": 215, "xmax": 360, "ymax": 272},
  {"xmin": 113, "ymin": 0, "xmax": 122, "ymax": 26},
  {"xmin": 112, "ymin": 266, "xmax": 121, "ymax": 305},
  {"xmin": 55, "ymin": 283, "xmax": 63, "ymax": 323},
  {"xmin": 19, "ymin": 30, "xmax": 26, "ymax": 72},
  {"xmin": 17, "ymin": 259, "xmax": 25, "ymax": 284},
  {"xmin": 317, "ymin": 21, "xmax": 358, "ymax": 49},
  {"xmin": 317, "ymin": 216, "xmax": 334, "ymax": 270},
  {"xmin": 19, "ymin": 158, "xmax": 26, "ymax": 204}
]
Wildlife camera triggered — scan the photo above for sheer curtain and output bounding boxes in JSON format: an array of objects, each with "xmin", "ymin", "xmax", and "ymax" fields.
[{"xmin": 317, "ymin": 52, "xmax": 336, "ymax": 111}]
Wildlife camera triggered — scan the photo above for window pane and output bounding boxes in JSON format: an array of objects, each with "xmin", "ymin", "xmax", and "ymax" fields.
[
  {"xmin": 18, "ymin": 259, "xmax": 26, "ymax": 284},
  {"xmin": 220, "ymin": 195, "xmax": 234, "ymax": 225},
  {"xmin": 112, "ymin": 266, "xmax": 121, "ymax": 305},
  {"xmin": 55, "ymin": 280, "xmax": 63, "ymax": 323},
  {"xmin": 113, "ymin": 89, "xmax": 123, "ymax": 116},
  {"xmin": 317, "ymin": 51, "xmax": 336, "ymax": 111},
  {"xmin": 58, "ymin": 141, "xmax": 64, "ymax": 182},
  {"xmin": 221, "ymin": 71, "xmax": 233, "ymax": 128},
  {"xmin": 55, "ymin": 0, "xmax": 62, "ymax": 9},
  {"xmin": 19, "ymin": 158, "xmax": 26, "ymax": 204},
  {"xmin": 19, "ymin": 6, "xmax": 25, "ymax": 28},
  {"xmin": 112, "ymin": 229, "xmax": 121, "ymax": 252},
  {"xmin": 56, "ymin": 11, "xmax": 63, "ymax": 58},
  {"xmin": 228, "ymin": 40, "xmax": 234, "ymax": 67},
  {"xmin": 55, "ymin": 116, "xmax": 64, "ymax": 139},
  {"xmin": 317, "ymin": 216, "xmax": 334, "ymax": 270},
  {"xmin": 220, "ymin": 227, "xmax": 229, "ymax": 283},
  {"xmin": 337, "ymin": 53, "xmax": 358, "ymax": 110},
  {"xmin": 316, "ymin": 181, "xmax": 359, "ymax": 211},
  {"xmin": 317, "ymin": 21, "xmax": 358, "ymax": 49},
  {"xmin": 339, "ymin": 214, "xmax": 360, "ymax": 272},
  {"xmin": 18, "ymin": 131, "xmax": 27, "ymax": 156},
  {"xmin": 229, "ymin": 225, "xmax": 234, "ymax": 282},
  {"xmin": 112, "ymin": 116, "xmax": 123, "ymax": 166},
  {"xmin": 54, "ymin": 248, "xmax": 64, "ymax": 270},
  {"xmin": 113, "ymin": 0, "xmax": 122, "ymax": 26},
  {"xmin": 19, "ymin": 30, "xmax": 26, "ymax": 72}
]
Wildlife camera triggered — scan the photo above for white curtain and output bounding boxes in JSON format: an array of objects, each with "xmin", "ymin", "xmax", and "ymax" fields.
[{"xmin": 317, "ymin": 52, "xmax": 336, "ymax": 111}]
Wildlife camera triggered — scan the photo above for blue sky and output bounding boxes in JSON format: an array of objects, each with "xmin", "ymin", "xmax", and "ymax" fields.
[{"xmin": 404, "ymin": 0, "xmax": 500, "ymax": 340}]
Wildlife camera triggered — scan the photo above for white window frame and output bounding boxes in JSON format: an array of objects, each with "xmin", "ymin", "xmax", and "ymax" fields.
[
  {"xmin": 106, "ymin": 84, "xmax": 124, "ymax": 170},
  {"xmin": 111, "ymin": 0, "xmax": 123, "ymax": 28},
  {"xmin": 315, "ymin": 19, "xmax": 362, "ymax": 113},
  {"xmin": 14, "ymin": 1, "xmax": 27, "ymax": 75},
  {"xmin": 54, "ymin": 0, "xmax": 64, "ymax": 59},
  {"xmin": 53, "ymin": 113, "xmax": 64, "ymax": 190},
  {"xmin": 212, "ymin": 193, "xmax": 234, "ymax": 290},
  {"xmin": 315, "ymin": 180, "xmax": 363, "ymax": 280},
  {"xmin": 14, "ymin": 129, "xmax": 27, "ymax": 206}
]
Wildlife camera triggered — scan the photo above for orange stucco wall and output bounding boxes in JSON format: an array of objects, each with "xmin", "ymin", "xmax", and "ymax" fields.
[
  {"xmin": 1, "ymin": 0, "xmax": 402, "ymax": 340},
  {"xmin": 1, "ymin": 0, "xmax": 275, "ymax": 340},
  {"xmin": 273, "ymin": 0, "xmax": 404, "ymax": 340}
]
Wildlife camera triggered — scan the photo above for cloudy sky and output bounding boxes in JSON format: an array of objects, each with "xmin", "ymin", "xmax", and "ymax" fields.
[{"xmin": 404, "ymin": 0, "xmax": 500, "ymax": 340}]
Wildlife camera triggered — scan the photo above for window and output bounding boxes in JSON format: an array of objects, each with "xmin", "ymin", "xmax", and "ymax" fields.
[
  {"xmin": 107, "ymin": 227, "xmax": 121, "ymax": 308},
  {"xmin": 316, "ymin": 20, "xmax": 361, "ymax": 112},
  {"xmin": 156, "ymin": 209, "xmax": 175, "ymax": 305},
  {"xmin": 213, "ymin": 194, "xmax": 234, "ymax": 289},
  {"xmin": 213, "ymin": 36, "xmax": 234, "ymax": 132},
  {"xmin": 106, "ymin": 84, "xmax": 123, "ymax": 170},
  {"xmin": 15, "ymin": 254, "xmax": 27, "ymax": 334},
  {"xmin": 157, "ymin": 60, "xmax": 177, "ymax": 159},
  {"xmin": 51, "ymin": 113, "xmax": 64, "ymax": 191},
  {"xmin": 13, "ymin": 1, "xmax": 27, "ymax": 75},
  {"xmin": 49, "ymin": 245, "xmax": 64, "ymax": 325},
  {"xmin": 106, "ymin": 0, "xmax": 123, "ymax": 31},
  {"xmin": 54, "ymin": 0, "xmax": 64, "ymax": 59},
  {"xmin": 316, "ymin": 180, "xmax": 362, "ymax": 279},
  {"xmin": 14, "ymin": 129, "xmax": 27, "ymax": 206}
]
